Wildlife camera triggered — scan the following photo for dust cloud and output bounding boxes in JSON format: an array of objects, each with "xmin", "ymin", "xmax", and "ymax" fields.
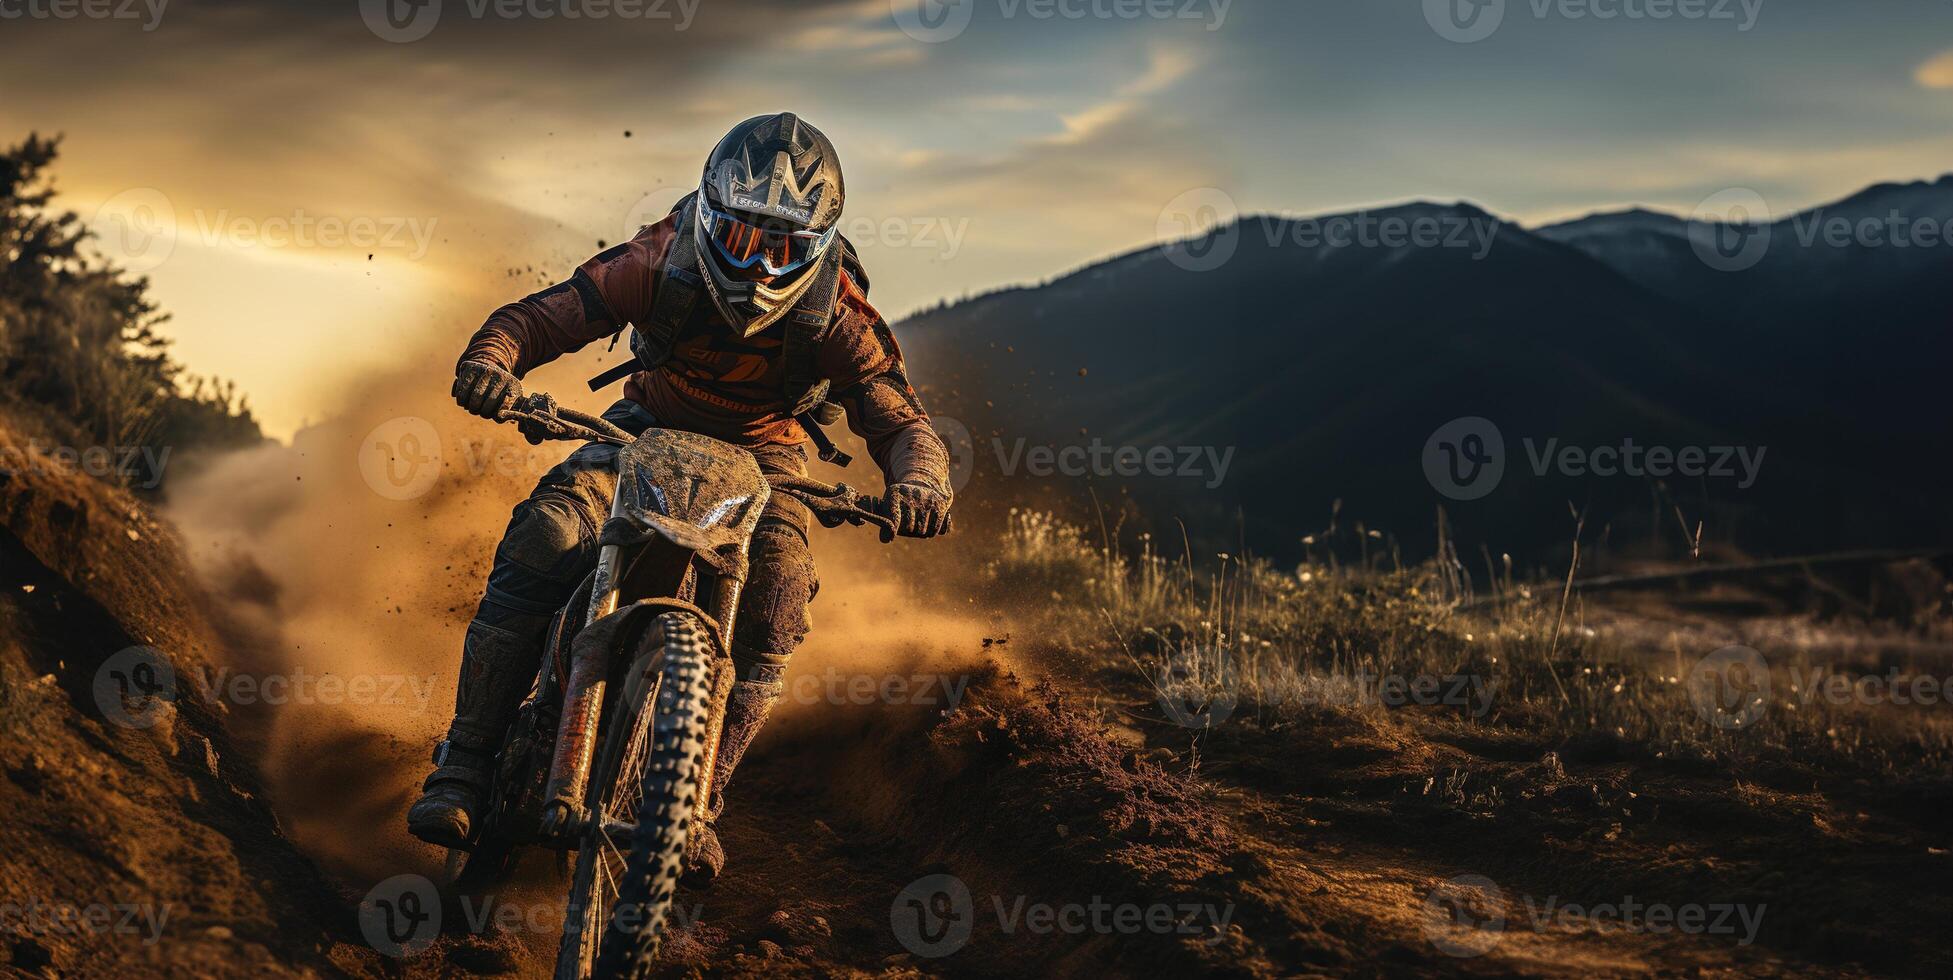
[{"xmin": 163, "ymin": 345, "xmax": 1006, "ymax": 884}]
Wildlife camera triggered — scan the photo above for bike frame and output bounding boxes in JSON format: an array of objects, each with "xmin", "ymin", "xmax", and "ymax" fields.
[{"xmin": 537, "ymin": 426, "xmax": 770, "ymax": 840}]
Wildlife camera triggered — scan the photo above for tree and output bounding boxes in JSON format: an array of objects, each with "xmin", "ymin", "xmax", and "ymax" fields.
[{"xmin": 0, "ymin": 132, "xmax": 259, "ymax": 486}]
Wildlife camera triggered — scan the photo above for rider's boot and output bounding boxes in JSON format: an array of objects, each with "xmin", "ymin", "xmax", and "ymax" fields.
[
  {"xmin": 683, "ymin": 669, "xmax": 785, "ymax": 885},
  {"xmin": 408, "ymin": 610, "xmax": 552, "ymax": 846}
]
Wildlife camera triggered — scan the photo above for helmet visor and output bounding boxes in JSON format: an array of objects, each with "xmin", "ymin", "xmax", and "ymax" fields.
[{"xmin": 699, "ymin": 201, "xmax": 834, "ymax": 277}]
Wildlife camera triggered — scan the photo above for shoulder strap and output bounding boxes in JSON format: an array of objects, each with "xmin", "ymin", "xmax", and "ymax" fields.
[
  {"xmin": 634, "ymin": 197, "xmax": 703, "ymax": 371},
  {"xmin": 782, "ymin": 245, "xmax": 847, "ymax": 418}
]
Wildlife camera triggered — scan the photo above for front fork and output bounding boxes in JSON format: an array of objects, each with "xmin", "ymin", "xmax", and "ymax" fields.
[
  {"xmin": 538, "ymin": 493, "xmax": 748, "ymax": 839},
  {"xmin": 540, "ymin": 492, "xmax": 629, "ymax": 835}
]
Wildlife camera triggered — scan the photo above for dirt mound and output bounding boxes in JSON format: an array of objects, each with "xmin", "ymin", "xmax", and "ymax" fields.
[
  {"xmin": 0, "ymin": 414, "xmax": 385, "ymax": 977},
  {"xmin": 650, "ymin": 665, "xmax": 1325, "ymax": 977}
]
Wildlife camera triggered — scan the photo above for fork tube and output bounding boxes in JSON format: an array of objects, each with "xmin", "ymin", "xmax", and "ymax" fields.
[
  {"xmin": 585, "ymin": 490, "xmax": 628, "ymax": 626},
  {"xmin": 543, "ymin": 489, "xmax": 628, "ymax": 830}
]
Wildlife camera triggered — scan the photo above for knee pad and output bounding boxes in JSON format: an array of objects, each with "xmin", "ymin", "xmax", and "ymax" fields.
[
  {"xmin": 483, "ymin": 491, "xmax": 598, "ymax": 617},
  {"xmin": 731, "ymin": 520, "xmax": 818, "ymax": 681}
]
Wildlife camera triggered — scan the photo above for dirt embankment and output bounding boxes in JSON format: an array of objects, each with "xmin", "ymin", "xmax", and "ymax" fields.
[{"xmin": 0, "ymin": 412, "xmax": 392, "ymax": 978}]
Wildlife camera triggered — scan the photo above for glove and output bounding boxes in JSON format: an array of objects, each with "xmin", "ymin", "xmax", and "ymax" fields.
[
  {"xmin": 884, "ymin": 483, "xmax": 952, "ymax": 539},
  {"xmin": 453, "ymin": 361, "xmax": 522, "ymax": 419}
]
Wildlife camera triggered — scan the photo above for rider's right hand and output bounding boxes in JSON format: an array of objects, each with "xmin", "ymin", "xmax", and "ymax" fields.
[{"xmin": 453, "ymin": 360, "xmax": 523, "ymax": 419}]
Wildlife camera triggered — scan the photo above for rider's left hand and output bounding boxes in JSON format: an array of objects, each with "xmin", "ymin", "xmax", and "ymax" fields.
[{"xmin": 885, "ymin": 483, "xmax": 952, "ymax": 538}]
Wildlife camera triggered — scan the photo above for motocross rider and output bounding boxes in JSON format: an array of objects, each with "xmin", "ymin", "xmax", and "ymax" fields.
[{"xmin": 407, "ymin": 113, "xmax": 954, "ymax": 884}]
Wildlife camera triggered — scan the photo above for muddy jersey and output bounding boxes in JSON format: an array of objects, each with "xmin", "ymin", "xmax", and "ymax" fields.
[{"xmin": 460, "ymin": 215, "xmax": 950, "ymax": 495}]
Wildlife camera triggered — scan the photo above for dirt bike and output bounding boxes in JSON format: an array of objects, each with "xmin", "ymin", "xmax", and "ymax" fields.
[{"xmin": 441, "ymin": 391, "xmax": 906, "ymax": 978}]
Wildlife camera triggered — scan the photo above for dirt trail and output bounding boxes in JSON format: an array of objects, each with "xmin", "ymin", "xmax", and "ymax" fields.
[{"xmin": 8, "ymin": 392, "xmax": 1943, "ymax": 977}]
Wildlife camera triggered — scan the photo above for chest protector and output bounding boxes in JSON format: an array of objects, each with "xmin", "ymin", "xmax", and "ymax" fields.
[{"xmin": 587, "ymin": 192, "xmax": 868, "ymax": 464}]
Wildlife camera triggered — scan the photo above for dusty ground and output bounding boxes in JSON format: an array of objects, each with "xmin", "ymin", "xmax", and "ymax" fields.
[{"xmin": 3, "ymin": 409, "xmax": 1949, "ymax": 978}]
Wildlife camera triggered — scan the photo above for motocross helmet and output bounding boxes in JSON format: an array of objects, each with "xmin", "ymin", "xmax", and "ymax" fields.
[{"xmin": 693, "ymin": 112, "xmax": 845, "ymax": 338}]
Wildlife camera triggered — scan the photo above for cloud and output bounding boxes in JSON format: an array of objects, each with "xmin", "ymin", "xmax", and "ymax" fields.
[{"xmin": 1916, "ymin": 49, "xmax": 1953, "ymax": 89}]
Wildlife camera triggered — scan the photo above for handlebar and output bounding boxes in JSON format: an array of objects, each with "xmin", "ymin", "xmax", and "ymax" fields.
[
  {"xmin": 495, "ymin": 394, "xmax": 634, "ymax": 447},
  {"xmin": 487, "ymin": 392, "xmax": 933, "ymax": 542}
]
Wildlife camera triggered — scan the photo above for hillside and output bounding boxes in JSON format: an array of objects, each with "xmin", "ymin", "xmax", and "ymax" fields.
[
  {"xmin": 898, "ymin": 181, "xmax": 1953, "ymax": 568},
  {"xmin": 0, "ymin": 408, "xmax": 375, "ymax": 976}
]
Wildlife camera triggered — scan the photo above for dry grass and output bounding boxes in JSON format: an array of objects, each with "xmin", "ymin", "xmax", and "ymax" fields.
[{"xmin": 981, "ymin": 508, "xmax": 1953, "ymax": 780}]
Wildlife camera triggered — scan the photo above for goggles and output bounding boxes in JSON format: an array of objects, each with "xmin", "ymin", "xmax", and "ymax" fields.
[{"xmin": 698, "ymin": 199, "xmax": 835, "ymax": 277}]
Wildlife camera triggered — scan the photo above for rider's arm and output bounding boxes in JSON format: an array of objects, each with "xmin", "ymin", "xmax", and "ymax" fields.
[
  {"xmin": 822, "ymin": 274, "xmax": 953, "ymax": 499},
  {"xmin": 457, "ymin": 219, "xmax": 671, "ymax": 376}
]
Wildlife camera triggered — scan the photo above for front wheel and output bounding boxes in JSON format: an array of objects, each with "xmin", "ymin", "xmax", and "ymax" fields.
[{"xmin": 555, "ymin": 611, "xmax": 715, "ymax": 979}]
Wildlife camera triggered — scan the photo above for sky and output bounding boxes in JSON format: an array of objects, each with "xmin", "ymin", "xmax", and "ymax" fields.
[{"xmin": 2, "ymin": 0, "xmax": 1950, "ymax": 437}]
